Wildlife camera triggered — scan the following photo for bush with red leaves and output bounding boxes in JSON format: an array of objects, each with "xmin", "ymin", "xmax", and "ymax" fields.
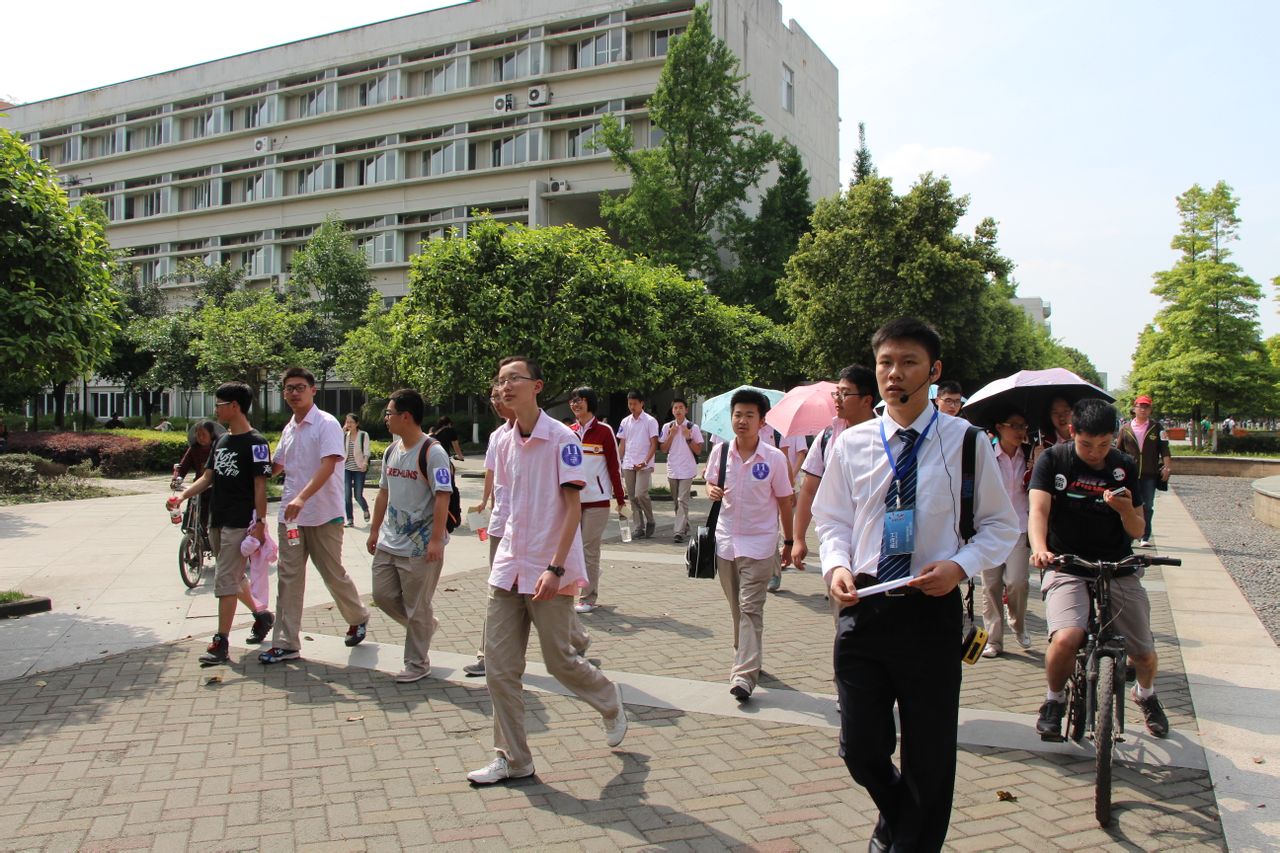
[{"xmin": 8, "ymin": 432, "xmax": 150, "ymax": 476}]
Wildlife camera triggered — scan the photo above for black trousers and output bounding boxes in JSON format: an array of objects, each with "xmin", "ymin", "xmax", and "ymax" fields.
[{"xmin": 834, "ymin": 586, "xmax": 963, "ymax": 853}]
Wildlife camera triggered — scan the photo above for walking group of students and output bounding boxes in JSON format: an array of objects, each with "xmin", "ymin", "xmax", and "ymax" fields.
[{"xmin": 167, "ymin": 316, "xmax": 1177, "ymax": 851}]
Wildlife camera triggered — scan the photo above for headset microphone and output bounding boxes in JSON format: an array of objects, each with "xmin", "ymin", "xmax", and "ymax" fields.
[{"xmin": 897, "ymin": 369, "xmax": 938, "ymax": 405}]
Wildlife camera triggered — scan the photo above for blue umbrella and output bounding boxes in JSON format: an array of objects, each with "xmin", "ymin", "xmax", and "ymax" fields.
[{"xmin": 700, "ymin": 385, "xmax": 785, "ymax": 442}]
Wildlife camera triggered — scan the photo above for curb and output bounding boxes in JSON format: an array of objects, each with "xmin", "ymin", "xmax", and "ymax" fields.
[{"xmin": 0, "ymin": 596, "xmax": 52, "ymax": 619}]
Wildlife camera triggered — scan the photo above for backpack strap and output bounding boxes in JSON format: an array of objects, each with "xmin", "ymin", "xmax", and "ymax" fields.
[
  {"xmin": 819, "ymin": 426, "xmax": 833, "ymax": 461},
  {"xmin": 959, "ymin": 425, "xmax": 984, "ymax": 542}
]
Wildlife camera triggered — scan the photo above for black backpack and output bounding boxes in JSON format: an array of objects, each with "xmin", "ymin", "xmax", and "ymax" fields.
[{"xmin": 412, "ymin": 435, "xmax": 462, "ymax": 533}]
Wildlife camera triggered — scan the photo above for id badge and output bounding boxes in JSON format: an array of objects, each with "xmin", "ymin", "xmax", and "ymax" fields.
[{"xmin": 882, "ymin": 509, "xmax": 916, "ymax": 556}]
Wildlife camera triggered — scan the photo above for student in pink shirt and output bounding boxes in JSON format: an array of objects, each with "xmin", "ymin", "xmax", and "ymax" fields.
[
  {"xmin": 704, "ymin": 388, "xmax": 795, "ymax": 701},
  {"xmin": 616, "ymin": 391, "xmax": 660, "ymax": 538},
  {"xmin": 658, "ymin": 397, "xmax": 704, "ymax": 544},
  {"xmin": 466, "ymin": 356, "xmax": 627, "ymax": 786},
  {"xmin": 981, "ymin": 407, "xmax": 1034, "ymax": 658},
  {"xmin": 462, "ymin": 386, "xmax": 513, "ymax": 678}
]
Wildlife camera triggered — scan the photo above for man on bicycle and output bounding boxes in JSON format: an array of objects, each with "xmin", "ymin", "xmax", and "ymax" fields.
[{"xmin": 1029, "ymin": 398, "xmax": 1169, "ymax": 740}]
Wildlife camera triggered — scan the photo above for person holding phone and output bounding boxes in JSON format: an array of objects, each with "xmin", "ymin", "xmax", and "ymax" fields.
[{"xmin": 1028, "ymin": 398, "xmax": 1169, "ymax": 741}]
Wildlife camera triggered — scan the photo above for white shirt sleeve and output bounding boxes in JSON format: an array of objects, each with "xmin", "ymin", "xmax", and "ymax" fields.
[
  {"xmin": 950, "ymin": 435, "xmax": 1020, "ymax": 578},
  {"xmin": 812, "ymin": 439, "xmax": 857, "ymax": 580}
]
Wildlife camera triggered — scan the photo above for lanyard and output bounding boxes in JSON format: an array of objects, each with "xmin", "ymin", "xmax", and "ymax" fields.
[{"xmin": 878, "ymin": 409, "xmax": 938, "ymax": 496}]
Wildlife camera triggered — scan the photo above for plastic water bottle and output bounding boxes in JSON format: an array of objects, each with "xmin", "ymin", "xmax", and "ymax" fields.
[
  {"xmin": 618, "ymin": 504, "xmax": 632, "ymax": 543},
  {"xmin": 467, "ymin": 512, "xmax": 489, "ymax": 542},
  {"xmin": 166, "ymin": 495, "xmax": 183, "ymax": 525},
  {"xmin": 285, "ymin": 521, "xmax": 301, "ymax": 547}
]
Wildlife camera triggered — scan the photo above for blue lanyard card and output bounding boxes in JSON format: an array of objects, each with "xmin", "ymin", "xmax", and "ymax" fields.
[{"xmin": 882, "ymin": 508, "xmax": 916, "ymax": 556}]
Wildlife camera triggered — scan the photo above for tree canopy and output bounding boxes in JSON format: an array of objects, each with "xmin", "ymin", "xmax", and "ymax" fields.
[
  {"xmin": 0, "ymin": 129, "xmax": 118, "ymax": 398},
  {"xmin": 337, "ymin": 219, "xmax": 786, "ymax": 403},
  {"xmin": 1128, "ymin": 181, "xmax": 1279, "ymax": 418}
]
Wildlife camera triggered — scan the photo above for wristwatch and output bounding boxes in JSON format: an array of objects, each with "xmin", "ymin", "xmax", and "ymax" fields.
[
  {"xmin": 545, "ymin": 564, "xmax": 565, "ymax": 577},
  {"xmin": 783, "ymin": 540, "xmax": 795, "ymax": 546}
]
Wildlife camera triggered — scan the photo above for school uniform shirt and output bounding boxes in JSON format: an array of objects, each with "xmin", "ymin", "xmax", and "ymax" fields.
[
  {"xmin": 275, "ymin": 404, "xmax": 346, "ymax": 526},
  {"xmin": 813, "ymin": 408, "xmax": 1019, "ymax": 581},
  {"xmin": 489, "ymin": 411, "xmax": 588, "ymax": 595},
  {"xmin": 660, "ymin": 419, "xmax": 705, "ymax": 481},
  {"xmin": 617, "ymin": 411, "xmax": 660, "ymax": 470},
  {"xmin": 800, "ymin": 417, "xmax": 847, "ymax": 479},
  {"xmin": 484, "ymin": 422, "xmax": 513, "ymax": 539},
  {"xmin": 994, "ymin": 443, "xmax": 1031, "ymax": 533},
  {"xmin": 570, "ymin": 417, "xmax": 626, "ymax": 508},
  {"xmin": 377, "ymin": 434, "xmax": 452, "ymax": 557},
  {"xmin": 705, "ymin": 439, "xmax": 794, "ymax": 561}
]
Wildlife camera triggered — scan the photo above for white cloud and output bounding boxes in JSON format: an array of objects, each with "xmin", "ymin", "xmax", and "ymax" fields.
[{"xmin": 879, "ymin": 143, "xmax": 994, "ymax": 186}]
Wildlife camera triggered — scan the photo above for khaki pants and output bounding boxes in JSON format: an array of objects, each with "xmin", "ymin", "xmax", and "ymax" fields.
[
  {"xmin": 624, "ymin": 468, "xmax": 654, "ymax": 526},
  {"xmin": 209, "ymin": 526, "xmax": 249, "ymax": 598},
  {"xmin": 981, "ymin": 532, "xmax": 1031, "ymax": 652},
  {"xmin": 717, "ymin": 554, "xmax": 778, "ymax": 690},
  {"xmin": 371, "ymin": 549, "xmax": 443, "ymax": 674},
  {"xmin": 484, "ymin": 585, "xmax": 620, "ymax": 770},
  {"xmin": 579, "ymin": 506, "xmax": 611, "ymax": 605},
  {"xmin": 668, "ymin": 478, "xmax": 692, "ymax": 537},
  {"xmin": 476, "ymin": 536, "xmax": 588, "ymax": 657},
  {"xmin": 274, "ymin": 522, "xmax": 369, "ymax": 651},
  {"xmin": 475, "ymin": 535, "xmax": 502, "ymax": 659}
]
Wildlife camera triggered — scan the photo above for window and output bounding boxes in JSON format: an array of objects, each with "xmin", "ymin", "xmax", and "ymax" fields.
[
  {"xmin": 336, "ymin": 153, "xmax": 391, "ymax": 188},
  {"xmin": 423, "ymin": 60, "xmax": 460, "ymax": 95},
  {"xmin": 124, "ymin": 190, "xmax": 162, "ymax": 220},
  {"xmin": 422, "ymin": 141, "xmax": 463, "ymax": 176},
  {"xmin": 357, "ymin": 76, "xmax": 388, "ymax": 107},
  {"xmin": 494, "ymin": 45, "xmax": 540, "ymax": 82},
  {"xmin": 650, "ymin": 28, "xmax": 682, "ymax": 58},
  {"xmin": 781, "ymin": 64, "xmax": 795, "ymax": 114},
  {"xmin": 180, "ymin": 182, "xmax": 212, "ymax": 211},
  {"xmin": 355, "ymin": 232, "xmax": 395, "ymax": 265},
  {"xmin": 127, "ymin": 122, "xmax": 162, "ymax": 151},
  {"xmin": 297, "ymin": 87, "xmax": 327, "ymax": 118},
  {"xmin": 231, "ymin": 100, "xmax": 264, "ymax": 130},
  {"xmin": 566, "ymin": 123, "xmax": 599, "ymax": 158},
  {"xmin": 571, "ymin": 30, "xmax": 625, "ymax": 69},
  {"xmin": 491, "ymin": 131, "xmax": 532, "ymax": 167},
  {"xmin": 294, "ymin": 165, "xmax": 323, "ymax": 195}
]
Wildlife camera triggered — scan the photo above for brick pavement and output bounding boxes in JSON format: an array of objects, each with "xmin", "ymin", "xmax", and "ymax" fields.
[{"xmin": 0, "ymin": 494, "xmax": 1226, "ymax": 850}]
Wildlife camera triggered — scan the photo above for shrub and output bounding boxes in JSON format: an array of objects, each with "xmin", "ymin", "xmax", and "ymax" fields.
[
  {"xmin": 7, "ymin": 431, "xmax": 149, "ymax": 471},
  {"xmin": 99, "ymin": 443, "xmax": 148, "ymax": 477},
  {"xmin": 1218, "ymin": 434, "xmax": 1280, "ymax": 456},
  {"xmin": 37, "ymin": 475, "xmax": 113, "ymax": 502},
  {"xmin": 0, "ymin": 457, "xmax": 39, "ymax": 493}
]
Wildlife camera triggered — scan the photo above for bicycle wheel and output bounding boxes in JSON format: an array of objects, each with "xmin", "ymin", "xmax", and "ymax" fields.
[
  {"xmin": 178, "ymin": 532, "xmax": 202, "ymax": 589},
  {"xmin": 1066, "ymin": 668, "xmax": 1087, "ymax": 743},
  {"xmin": 1094, "ymin": 655, "xmax": 1117, "ymax": 827}
]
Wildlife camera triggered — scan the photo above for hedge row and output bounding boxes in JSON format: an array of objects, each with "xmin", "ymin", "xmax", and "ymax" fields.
[
  {"xmin": 1218, "ymin": 434, "xmax": 1280, "ymax": 455},
  {"xmin": 7, "ymin": 431, "xmax": 184, "ymax": 477}
]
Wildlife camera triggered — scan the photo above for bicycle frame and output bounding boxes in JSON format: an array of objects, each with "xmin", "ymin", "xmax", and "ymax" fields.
[{"xmin": 1077, "ymin": 565, "xmax": 1128, "ymax": 742}]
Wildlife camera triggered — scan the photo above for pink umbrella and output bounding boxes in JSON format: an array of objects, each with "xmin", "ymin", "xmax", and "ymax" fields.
[{"xmin": 765, "ymin": 381, "xmax": 839, "ymax": 438}]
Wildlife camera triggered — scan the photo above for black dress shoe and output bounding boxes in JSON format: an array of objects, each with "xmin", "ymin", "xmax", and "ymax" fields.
[{"xmin": 868, "ymin": 816, "xmax": 892, "ymax": 852}]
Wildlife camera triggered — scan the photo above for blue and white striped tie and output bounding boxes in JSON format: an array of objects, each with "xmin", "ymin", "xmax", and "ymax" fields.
[{"xmin": 877, "ymin": 427, "xmax": 919, "ymax": 582}]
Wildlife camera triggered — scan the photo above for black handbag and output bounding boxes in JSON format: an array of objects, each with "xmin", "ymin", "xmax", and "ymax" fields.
[{"xmin": 686, "ymin": 443, "xmax": 728, "ymax": 579}]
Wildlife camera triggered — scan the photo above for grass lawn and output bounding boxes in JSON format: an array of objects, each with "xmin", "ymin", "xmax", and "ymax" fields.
[{"xmin": 0, "ymin": 591, "xmax": 27, "ymax": 604}]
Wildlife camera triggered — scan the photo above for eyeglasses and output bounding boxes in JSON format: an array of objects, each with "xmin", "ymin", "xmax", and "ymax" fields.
[
  {"xmin": 831, "ymin": 390, "xmax": 870, "ymax": 401},
  {"xmin": 383, "ymin": 409, "xmax": 401, "ymax": 418},
  {"xmin": 214, "ymin": 401, "xmax": 233, "ymax": 407},
  {"xmin": 283, "ymin": 384, "xmax": 310, "ymax": 394},
  {"xmin": 997, "ymin": 422, "xmax": 1030, "ymax": 432},
  {"xmin": 1134, "ymin": 403, "xmax": 1152, "ymax": 408},
  {"xmin": 494, "ymin": 375, "xmax": 534, "ymax": 388}
]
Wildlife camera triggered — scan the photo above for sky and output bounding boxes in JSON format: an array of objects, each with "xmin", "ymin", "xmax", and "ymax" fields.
[{"xmin": 3, "ymin": 0, "xmax": 1277, "ymax": 390}]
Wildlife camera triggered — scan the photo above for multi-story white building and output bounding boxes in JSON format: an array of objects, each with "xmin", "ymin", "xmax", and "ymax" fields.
[{"xmin": 3, "ymin": 0, "xmax": 838, "ymax": 421}]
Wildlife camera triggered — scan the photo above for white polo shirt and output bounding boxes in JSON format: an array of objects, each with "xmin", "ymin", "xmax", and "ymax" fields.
[
  {"xmin": 704, "ymin": 439, "xmax": 794, "ymax": 561},
  {"xmin": 484, "ymin": 422, "xmax": 513, "ymax": 539},
  {"xmin": 660, "ymin": 419, "xmax": 704, "ymax": 480},
  {"xmin": 617, "ymin": 411, "xmax": 660, "ymax": 470},
  {"xmin": 275, "ymin": 404, "xmax": 346, "ymax": 527},
  {"xmin": 489, "ymin": 411, "xmax": 588, "ymax": 595}
]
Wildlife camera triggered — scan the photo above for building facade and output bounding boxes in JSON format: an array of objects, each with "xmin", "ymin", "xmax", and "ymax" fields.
[{"xmin": 3, "ymin": 0, "xmax": 838, "ymax": 421}]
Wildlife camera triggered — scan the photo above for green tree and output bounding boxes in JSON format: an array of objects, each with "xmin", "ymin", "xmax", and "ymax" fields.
[
  {"xmin": 718, "ymin": 142, "xmax": 813, "ymax": 323},
  {"xmin": 852, "ymin": 121, "xmax": 875, "ymax": 185},
  {"xmin": 338, "ymin": 219, "xmax": 781, "ymax": 403},
  {"xmin": 1128, "ymin": 181, "xmax": 1279, "ymax": 419},
  {"xmin": 781, "ymin": 173, "xmax": 1020, "ymax": 390},
  {"xmin": 1, "ymin": 129, "xmax": 118, "ymax": 426},
  {"xmin": 596, "ymin": 3, "xmax": 777, "ymax": 280},
  {"xmin": 286, "ymin": 214, "xmax": 375, "ymax": 392}
]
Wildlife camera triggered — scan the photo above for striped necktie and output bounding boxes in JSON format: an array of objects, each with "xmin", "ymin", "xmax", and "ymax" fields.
[{"xmin": 877, "ymin": 427, "xmax": 920, "ymax": 582}]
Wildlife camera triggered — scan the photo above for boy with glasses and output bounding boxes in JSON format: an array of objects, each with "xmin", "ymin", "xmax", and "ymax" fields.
[
  {"xmin": 616, "ymin": 391, "xmax": 659, "ymax": 538},
  {"xmin": 260, "ymin": 367, "xmax": 370, "ymax": 664},
  {"xmin": 981, "ymin": 408, "xmax": 1034, "ymax": 657},
  {"xmin": 659, "ymin": 397, "xmax": 704, "ymax": 544},
  {"xmin": 467, "ymin": 356, "xmax": 627, "ymax": 785}
]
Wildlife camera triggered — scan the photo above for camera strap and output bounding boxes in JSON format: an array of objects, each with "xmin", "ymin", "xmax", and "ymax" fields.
[{"xmin": 705, "ymin": 443, "xmax": 728, "ymax": 535}]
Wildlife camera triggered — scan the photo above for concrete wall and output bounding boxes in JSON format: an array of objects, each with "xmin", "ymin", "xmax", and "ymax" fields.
[
  {"xmin": 1251, "ymin": 476, "xmax": 1280, "ymax": 531},
  {"xmin": 1174, "ymin": 456, "xmax": 1280, "ymax": 479}
]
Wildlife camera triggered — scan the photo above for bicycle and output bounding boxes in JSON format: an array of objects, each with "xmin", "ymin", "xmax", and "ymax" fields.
[
  {"xmin": 178, "ymin": 490, "xmax": 212, "ymax": 589},
  {"xmin": 1047, "ymin": 552, "xmax": 1181, "ymax": 827}
]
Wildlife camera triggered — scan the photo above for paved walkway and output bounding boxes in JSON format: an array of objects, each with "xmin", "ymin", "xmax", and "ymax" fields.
[{"xmin": 0, "ymin": 474, "xmax": 1274, "ymax": 851}]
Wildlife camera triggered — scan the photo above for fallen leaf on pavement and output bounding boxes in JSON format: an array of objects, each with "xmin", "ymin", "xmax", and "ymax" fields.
[
  {"xmin": 34, "ymin": 680, "xmax": 47, "ymax": 687},
  {"xmin": 444, "ymin": 587, "xmax": 458, "ymax": 592},
  {"xmin": 305, "ymin": 635, "xmax": 314, "ymax": 641},
  {"xmin": 205, "ymin": 676, "xmax": 222, "ymax": 684},
  {"xmin": 347, "ymin": 715, "xmax": 364, "ymax": 722},
  {"xmin": 1253, "ymin": 756, "xmax": 1265, "ymax": 764},
  {"xmin": 996, "ymin": 790, "xmax": 1018, "ymax": 802}
]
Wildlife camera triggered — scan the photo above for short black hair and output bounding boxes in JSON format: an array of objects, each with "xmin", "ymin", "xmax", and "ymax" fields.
[
  {"xmin": 389, "ymin": 388, "xmax": 425, "ymax": 425},
  {"xmin": 627, "ymin": 390, "xmax": 646, "ymax": 402},
  {"xmin": 344, "ymin": 412, "xmax": 360, "ymax": 425},
  {"xmin": 1072, "ymin": 398, "xmax": 1118, "ymax": 436},
  {"xmin": 935, "ymin": 380, "xmax": 963, "ymax": 397},
  {"xmin": 671, "ymin": 396, "xmax": 688, "ymax": 407},
  {"xmin": 871, "ymin": 317, "xmax": 942, "ymax": 365},
  {"xmin": 435, "ymin": 416, "xmax": 453, "ymax": 429},
  {"xmin": 281, "ymin": 366, "xmax": 316, "ymax": 386},
  {"xmin": 498, "ymin": 355, "xmax": 541, "ymax": 382},
  {"xmin": 998, "ymin": 405, "xmax": 1027, "ymax": 424},
  {"xmin": 570, "ymin": 386, "xmax": 598, "ymax": 413},
  {"xmin": 215, "ymin": 381, "xmax": 254, "ymax": 413},
  {"xmin": 730, "ymin": 388, "xmax": 770, "ymax": 417},
  {"xmin": 837, "ymin": 364, "xmax": 878, "ymax": 403},
  {"xmin": 192, "ymin": 419, "xmax": 220, "ymax": 445}
]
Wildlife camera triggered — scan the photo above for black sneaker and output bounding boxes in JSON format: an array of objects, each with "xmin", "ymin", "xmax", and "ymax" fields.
[
  {"xmin": 645, "ymin": 522, "xmax": 656, "ymax": 538},
  {"xmin": 1133, "ymin": 690, "xmax": 1170, "ymax": 738},
  {"xmin": 462, "ymin": 659, "xmax": 485, "ymax": 677},
  {"xmin": 1036, "ymin": 699, "xmax": 1065, "ymax": 741},
  {"xmin": 673, "ymin": 534, "xmax": 685, "ymax": 544},
  {"xmin": 634, "ymin": 526, "xmax": 648, "ymax": 539},
  {"xmin": 247, "ymin": 610, "xmax": 274, "ymax": 645},
  {"xmin": 199, "ymin": 634, "xmax": 229, "ymax": 666},
  {"xmin": 345, "ymin": 622, "xmax": 368, "ymax": 647}
]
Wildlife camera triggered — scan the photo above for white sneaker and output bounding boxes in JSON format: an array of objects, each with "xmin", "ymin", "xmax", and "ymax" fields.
[
  {"xmin": 466, "ymin": 757, "xmax": 534, "ymax": 785},
  {"xmin": 574, "ymin": 602, "xmax": 595, "ymax": 614},
  {"xmin": 603, "ymin": 684, "xmax": 628, "ymax": 747},
  {"xmin": 1016, "ymin": 630, "xmax": 1031, "ymax": 650},
  {"xmin": 394, "ymin": 668, "xmax": 430, "ymax": 683},
  {"xmin": 1135, "ymin": 539, "xmax": 1153, "ymax": 549},
  {"xmin": 981, "ymin": 644, "xmax": 1000, "ymax": 659}
]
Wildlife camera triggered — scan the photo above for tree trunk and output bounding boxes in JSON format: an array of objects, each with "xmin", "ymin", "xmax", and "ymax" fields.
[
  {"xmin": 142, "ymin": 390, "xmax": 154, "ymax": 427},
  {"xmin": 53, "ymin": 381, "xmax": 67, "ymax": 429}
]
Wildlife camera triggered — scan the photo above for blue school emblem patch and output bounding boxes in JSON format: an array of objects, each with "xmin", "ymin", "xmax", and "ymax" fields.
[
  {"xmin": 252, "ymin": 443, "xmax": 270, "ymax": 462},
  {"xmin": 751, "ymin": 462, "xmax": 770, "ymax": 480},
  {"xmin": 435, "ymin": 467, "xmax": 451, "ymax": 486},
  {"xmin": 561, "ymin": 445, "xmax": 583, "ymax": 467}
]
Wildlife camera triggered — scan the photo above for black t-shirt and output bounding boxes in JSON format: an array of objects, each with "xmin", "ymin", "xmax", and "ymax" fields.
[
  {"xmin": 1029, "ymin": 442, "xmax": 1137, "ymax": 561},
  {"xmin": 433, "ymin": 426, "xmax": 459, "ymax": 449},
  {"xmin": 209, "ymin": 430, "xmax": 273, "ymax": 528}
]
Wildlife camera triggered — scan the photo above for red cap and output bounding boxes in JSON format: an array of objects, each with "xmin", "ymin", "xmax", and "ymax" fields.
[{"xmin": 1134, "ymin": 395, "xmax": 1153, "ymax": 405}]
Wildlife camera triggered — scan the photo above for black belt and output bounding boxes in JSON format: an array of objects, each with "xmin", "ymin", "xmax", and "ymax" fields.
[{"xmin": 854, "ymin": 573, "xmax": 921, "ymax": 597}]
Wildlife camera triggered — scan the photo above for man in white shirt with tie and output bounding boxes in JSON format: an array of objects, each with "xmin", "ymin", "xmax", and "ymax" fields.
[{"xmin": 813, "ymin": 317, "xmax": 1018, "ymax": 853}]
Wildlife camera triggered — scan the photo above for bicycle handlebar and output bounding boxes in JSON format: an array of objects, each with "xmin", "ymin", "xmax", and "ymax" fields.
[{"xmin": 1051, "ymin": 553, "xmax": 1182, "ymax": 569}]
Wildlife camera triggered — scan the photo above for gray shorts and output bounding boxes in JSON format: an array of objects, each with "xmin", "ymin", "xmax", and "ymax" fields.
[
  {"xmin": 209, "ymin": 526, "xmax": 249, "ymax": 598},
  {"xmin": 1042, "ymin": 570, "xmax": 1155, "ymax": 657}
]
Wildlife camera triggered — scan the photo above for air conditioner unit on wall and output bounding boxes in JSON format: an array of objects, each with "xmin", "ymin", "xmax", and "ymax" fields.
[
  {"xmin": 549, "ymin": 179, "xmax": 570, "ymax": 193},
  {"xmin": 527, "ymin": 84, "xmax": 550, "ymax": 106},
  {"xmin": 493, "ymin": 93, "xmax": 515, "ymax": 113},
  {"xmin": 253, "ymin": 136, "xmax": 271, "ymax": 153}
]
